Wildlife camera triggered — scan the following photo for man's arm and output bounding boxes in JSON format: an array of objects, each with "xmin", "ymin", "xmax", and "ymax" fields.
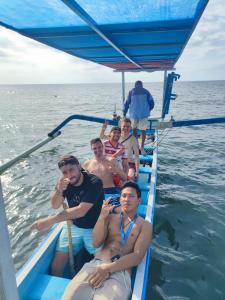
[
  {"xmin": 122, "ymin": 158, "xmax": 129, "ymax": 175},
  {"xmin": 147, "ymin": 92, "xmax": 154, "ymax": 111},
  {"xmin": 123, "ymin": 91, "xmax": 132, "ymax": 116},
  {"xmin": 132, "ymin": 138, "xmax": 140, "ymax": 177},
  {"xmin": 51, "ymin": 190, "xmax": 64, "ymax": 209},
  {"xmin": 99, "ymin": 121, "xmax": 109, "ymax": 140},
  {"xmin": 107, "ymin": 159, "xmax": 127, "ymax": 181},
  {"xmin": 92, "ymin": 199, "xmax": 112, "ymax": 247},
  {"xmin": 82, "ymin": 160, "xmax": 90, "ymax": 172},
  {"xmin": 32, "ymin": 202, "xmax": 93, "ymax": 231},
  {"xmin": 51, "ymin": 177, "xmax": 70, "ymax": 209}
]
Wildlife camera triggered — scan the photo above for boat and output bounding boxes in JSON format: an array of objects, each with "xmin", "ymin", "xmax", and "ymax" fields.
[{"xmin": 1, "ymin": 1, "xmax": 225, "ymax": 300}]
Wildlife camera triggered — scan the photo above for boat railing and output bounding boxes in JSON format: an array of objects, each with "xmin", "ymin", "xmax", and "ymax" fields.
[
  {"xmin": 0, "ymin": 114, "xmax": 118, "ymax": 175},
  {"xmin": 2, "ymin": 113, "xmax": 224, "ymax": 175}
]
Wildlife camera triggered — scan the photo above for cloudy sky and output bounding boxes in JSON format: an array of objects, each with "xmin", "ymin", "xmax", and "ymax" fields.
[{"xmin": 0, "ymin": 0, "xmax": 224, "ymax": 84}]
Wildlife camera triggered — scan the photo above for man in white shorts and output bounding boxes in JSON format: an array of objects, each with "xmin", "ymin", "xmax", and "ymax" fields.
[
  {"xmin": 123, "ymin": 80, "xmax": 154, "ymax": 154},
  {"xmin": 61, "ymin": 181, "xmax": 152, "ymax": 300}
]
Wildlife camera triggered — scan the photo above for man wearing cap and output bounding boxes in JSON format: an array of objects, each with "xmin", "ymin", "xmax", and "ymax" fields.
[
  {"xmin": 123, "ymin": 80, "xmax": 154, "ymax": 154},
  {"xmin": 32, "ymin": 155, "xmax": 104, "ymax": 276},
  {"xmin": 103, "ymin": 126, "xmax": 129, "ymax": 176}
]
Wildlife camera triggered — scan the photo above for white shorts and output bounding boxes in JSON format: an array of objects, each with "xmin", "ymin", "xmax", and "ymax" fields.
[
  {"xmin": 131, "ymin": 117, "xmax": 149, "ymax": 130},
  {"xmin": 61, "ymin": 258, "xmax": 131, "ymax": 300}
]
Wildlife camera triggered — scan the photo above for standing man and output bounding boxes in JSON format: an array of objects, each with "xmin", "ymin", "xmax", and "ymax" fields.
[
  {"xmin": 61, "ymin": 181, "xmax": 152, "ymax": 300},
  {"xmin": 123, "ymin": 80, "xmax": 154, "ymax": 154},
  {"xmin": 32, "ymin": 155, "xmax": 104, "ymax": 276}
]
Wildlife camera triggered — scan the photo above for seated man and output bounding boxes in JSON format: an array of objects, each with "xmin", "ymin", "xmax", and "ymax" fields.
[
  {"xmin": 120, "ymin": 117, "xmax": 140, "ymax": 181},
  {"xmin": 100, "ymin": 118, "xmax": 140, "ymax": 181},
  {"xmin": 32, "ymin": 155, "xmax": 104, "ymax": 276},
  {"xmin": 102, "ymin": 126, "xmax": 129, "ymax": 176},
  {"xmin": 83, "ymin": 138, "xmax": 127, "ymax": 195},
  {"xmin": 61, "ymin": 181, "xmax": 152, "ymax": 300}
]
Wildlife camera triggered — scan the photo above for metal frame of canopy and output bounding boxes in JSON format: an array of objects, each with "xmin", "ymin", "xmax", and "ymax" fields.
[{"xmin": 0, "ymin": 0, "xmax": 209, "ymax": 72}]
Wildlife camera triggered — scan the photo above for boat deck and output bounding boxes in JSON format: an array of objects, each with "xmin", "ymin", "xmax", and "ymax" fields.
[{"xmin": 17, "ymin": 144, "xmax": 156, "ymax": 300}]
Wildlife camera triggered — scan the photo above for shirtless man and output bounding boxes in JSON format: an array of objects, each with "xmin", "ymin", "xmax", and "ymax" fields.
[
  {"xmin": 61, "ymin": 181, "xmax": 152, "ymax": 300},
  {"xmin": 83, "ymin": 138, "xmax": 127, "ymax": 195}
]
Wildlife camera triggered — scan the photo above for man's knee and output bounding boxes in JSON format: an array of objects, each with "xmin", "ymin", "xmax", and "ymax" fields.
[{"xmin": 62, "ymin": 281, "xmax": 93, "ymax": 300}]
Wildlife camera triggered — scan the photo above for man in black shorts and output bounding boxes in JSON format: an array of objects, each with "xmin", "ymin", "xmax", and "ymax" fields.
[{"xmin": 32, "ymin": 155, "xmax": 104, "ymax": 276}]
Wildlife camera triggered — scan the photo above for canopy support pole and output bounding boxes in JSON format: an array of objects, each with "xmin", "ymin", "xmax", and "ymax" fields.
[
  {"xmin": 0, "ymin": 179, "xmax": 19, "ymax": 300},
  {"xmin": 161, "ymin": 70, "xmax": 167, "ymax": 120},
  {"xmin": 122, "ymin": 71, "xmax": 125, "ymax": 104}
]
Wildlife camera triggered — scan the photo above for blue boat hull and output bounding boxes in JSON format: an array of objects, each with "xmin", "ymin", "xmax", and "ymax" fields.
[{"xmin": 16, "ymin": 136, "xmax": 158, "ymax": 300}]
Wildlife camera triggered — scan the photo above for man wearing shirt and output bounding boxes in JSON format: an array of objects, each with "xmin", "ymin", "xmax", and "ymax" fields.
[
  {"xmin": 32, "ymin": 155, "xmax": 104, "ymax": 276},
  {"xmin": 123, "ymin": 80, "xmax": 154, "ymax": 154},
  {"xmin": 103, "ymin": 126, "xmax": 129, "ymax": 175}
]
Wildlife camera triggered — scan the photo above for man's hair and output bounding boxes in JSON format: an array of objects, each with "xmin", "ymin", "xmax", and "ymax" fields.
[
  {"xmin": 135, "ymin": 80, "xmax": 143, "ymax": 88},
  {"xmin": 121, "ymin": 181, "xmax": 141, "ymax": 198},
  {"xmin": 121, "ymin": 117, "xmax": 131, "ymax": 124},
  {"xmin": 58, "ymin": 155, "xmax": 79, "ymax": 168},
  {"xmin": 110, "ymin": 126, "xmax": 121, "ymax": 133},
  {"xmin": 90, "ymin": 137, "xmax": 103, "ymax": 146}
]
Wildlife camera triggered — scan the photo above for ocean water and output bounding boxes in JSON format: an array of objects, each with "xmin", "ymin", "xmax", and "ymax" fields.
[{"xmin": 0, "ymin": 81, "xmax": 225, "ymax": 300}]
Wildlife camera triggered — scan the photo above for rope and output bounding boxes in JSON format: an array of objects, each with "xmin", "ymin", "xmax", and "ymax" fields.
[{"xmin": 62, "ymin": 202, "xmax": 75, "ymax": 278}]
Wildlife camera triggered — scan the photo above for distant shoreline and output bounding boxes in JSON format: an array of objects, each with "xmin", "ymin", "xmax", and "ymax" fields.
[{"xmin": 0, "ymin": 80, "xmax": 224, "ymax": 86}]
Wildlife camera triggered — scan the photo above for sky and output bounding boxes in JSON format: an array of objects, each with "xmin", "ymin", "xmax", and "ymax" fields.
[{"xmin": 0, "ymin": 0, "xmax": 224, "ymax": 84}]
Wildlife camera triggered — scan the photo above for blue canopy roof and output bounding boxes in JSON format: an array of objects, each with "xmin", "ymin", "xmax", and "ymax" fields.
[{"xmin": 0, "ymin": 0, "xmax": 208, "ymax": 72}]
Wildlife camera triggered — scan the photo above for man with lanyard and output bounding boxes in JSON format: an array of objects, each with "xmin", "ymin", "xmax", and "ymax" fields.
[
  {"xmin": 32, "ymin": 155, "xmax": 104, "ymax": 276},
  {"xmin": 61, "ymin": 181, "xmax": 152, "ymax": 300}
]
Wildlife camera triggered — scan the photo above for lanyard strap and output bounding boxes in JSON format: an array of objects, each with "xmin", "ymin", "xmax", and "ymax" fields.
[
  {"xmin": 121, "ymin": 134, "xmax": 132, "ymax": 144},
  {"xmin": 119, "ymin": 212, "xmax": 138, "ymax": 247}
]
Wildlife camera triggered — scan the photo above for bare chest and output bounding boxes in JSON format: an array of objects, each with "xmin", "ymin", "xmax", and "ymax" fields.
[
  {"xmin": 88, "ymin": 161, "xmax": 108, "ymax": 174},
  {"xmin": 107, "ymin": 219, "xmax": 141, "ymax": 250}
]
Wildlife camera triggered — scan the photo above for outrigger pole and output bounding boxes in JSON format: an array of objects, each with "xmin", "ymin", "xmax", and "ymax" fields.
[
  {"xmin": 121, "ymin": 72, "xmax": 125, "ymax": 103},
  {"xmin": 1, "ymin": 114, "xmax": 225, "ymax": 177},
  {"xmin": 157, "ymin": 116, "xmax": 225, "ymax": 129},
  {"xmin": 0, "ymin": 116, "xmax": 117, "ymax": 176},
  {"xmin": 0, "ymin": 133, "xmax": 60, "ymax": 175}
]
